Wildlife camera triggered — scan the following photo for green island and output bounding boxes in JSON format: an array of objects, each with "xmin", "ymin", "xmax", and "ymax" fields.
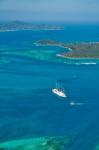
[
  {"xmin": 0, "ymin": 40, "xmax": 99, "ymax": 66},
  {"xmin": 0, "ymin": 135, "xmax": 70, "ymax": 150},
  {"xmin": 35, "ymin": 40, "xmax": 99, "ymax": 59},
  {"xmin": 0, "ymin": 21, "xmax": 64, "ymax": 32}
]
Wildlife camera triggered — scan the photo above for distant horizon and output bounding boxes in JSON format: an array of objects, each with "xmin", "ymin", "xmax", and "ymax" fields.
[
  {"xmin": 0, "ymin": 20, "xmax": 99, "ymax": 25},
  {"xmin": 0, "ymin": 0, "xmax": 99, "ymax": 23}
]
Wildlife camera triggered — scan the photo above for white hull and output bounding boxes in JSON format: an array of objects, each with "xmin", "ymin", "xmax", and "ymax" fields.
[{"xmin": 52, "ymin": 88, "xmax": 67, "ymax": 98}]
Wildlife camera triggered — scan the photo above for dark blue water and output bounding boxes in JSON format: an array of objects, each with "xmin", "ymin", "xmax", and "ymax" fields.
[{"xmin": 0, "ymin": 25, "xmax": 99, "ymax": 149}]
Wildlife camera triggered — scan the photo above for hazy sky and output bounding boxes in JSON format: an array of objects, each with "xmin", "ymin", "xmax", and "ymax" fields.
[{"xmin": 0, "ymin": 0, "xmax": 99, "ymax": 22}]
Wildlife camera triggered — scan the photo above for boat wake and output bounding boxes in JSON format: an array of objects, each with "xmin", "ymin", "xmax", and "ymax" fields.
[{"xmin": 69, "ymin": 101, "xmax": 85, "ymax": 106}]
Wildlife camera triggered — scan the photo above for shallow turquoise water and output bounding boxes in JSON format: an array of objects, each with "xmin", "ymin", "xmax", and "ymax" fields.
[{"xmin": 0, "ymin": 25, "xmax": 99, "ymax": 149}]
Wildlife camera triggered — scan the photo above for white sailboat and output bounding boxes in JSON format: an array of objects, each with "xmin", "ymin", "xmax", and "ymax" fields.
[{"xmin": 52, "ymin": 81, "xmax": 67, "ymax": 98}]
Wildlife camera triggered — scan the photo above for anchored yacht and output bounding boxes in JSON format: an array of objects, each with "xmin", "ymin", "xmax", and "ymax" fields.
[{"xmin": 52, "ymin": 81, "xmax": 67, "ymax": 98}]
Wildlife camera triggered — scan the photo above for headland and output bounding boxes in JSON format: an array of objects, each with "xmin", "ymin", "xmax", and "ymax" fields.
[{"xmin": 35, "ymin": 40, "xmax": 99, "ymax": 59}]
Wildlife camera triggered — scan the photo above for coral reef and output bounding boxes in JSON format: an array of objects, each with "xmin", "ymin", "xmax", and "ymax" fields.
[{"xmin": 0, "ymin": 136, "xmax": 70, "ymax": 150}]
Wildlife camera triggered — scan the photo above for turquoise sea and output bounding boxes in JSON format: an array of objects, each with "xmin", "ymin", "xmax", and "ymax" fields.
[{"xmin": 0, "ymin": 24, "xmax": 99, "ymax": 149}]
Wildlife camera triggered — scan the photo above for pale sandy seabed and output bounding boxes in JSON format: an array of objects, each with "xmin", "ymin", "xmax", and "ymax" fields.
[{"xmin": 0, "ymin": 135, "xmax": 70, "ymax": 150}]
